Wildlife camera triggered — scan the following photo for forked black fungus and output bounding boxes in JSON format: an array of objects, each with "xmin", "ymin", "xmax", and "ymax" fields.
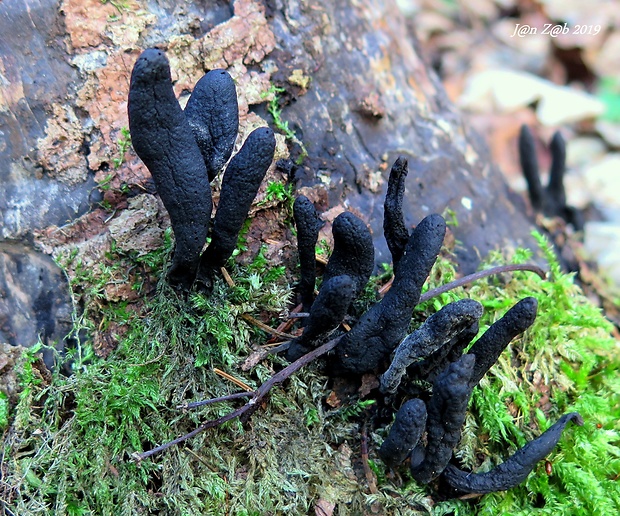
[
  {"xmin": 185, "ymin": 69, "xmax": 239, "ymax": 181},
  {"xmin": 518, "ymin": 125, "xmax": 582, "ymax": 229},
  {"xmin": 286, "ymin": 275, "xmax": 356, "ymax": 362},
  {"xmin": 196, "ymin": 127, "xmax": 276, "ymax": 285},
  {"xmin": 293, "ymin": 195, "xmax": 325, "ymax": 312},
  {"xmin": 323, "ymin": 212, "xmax": 374, "ymax": 298},
  {"xmin": 333, "ymin": 214, "xmax": 446, "ymax": 375},
  {"xmin": 468, "ymin": 296, "xmax": 538, "ymax": 387},
  {"xmin": 384, "ymin": 156, "xmax": 410, "ymax": 269},
  {"xmin": 442, "ymin": 412, "xmax": 584, "ymax": 494},
  {"xmin": 128, "ymin": 48, "xmax": 212, "ymax": 291},
  {"xmin": 380, "ymin": 299, "xmax": 483, "ymax": 394},
  {"xmin": 379, "ymin": 399, "xmax": 427, "ymax": 468},
  {"xmin": 410, "ymin": 354, "xmax": 476, "ymax": 484}
]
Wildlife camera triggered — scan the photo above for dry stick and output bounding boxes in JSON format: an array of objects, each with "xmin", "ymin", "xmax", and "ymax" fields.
[
  {"xmin": 419, "ymin": 263, "xmax": 546, "ymax": 303},
  {"xmin": 213, "ymin": 368, "xmax": 253, "ymax": 392},
  {"xmin": 241, "ymin": 313, "xmax": 297, "ymax": 340},
  {"xmin": 178, "ymin": 392, "xmax": 253, "ymax": 410},
  {"xmin": 266, "ymin": 303, "xmax": 302, "ymax": 343},
  {"xmin": 133, "ymin": 263, "xmax": 545, "ymax": 462},
  {"xmin": 133, "ymin": 336, "xmax": 342, "ymax": 462}
]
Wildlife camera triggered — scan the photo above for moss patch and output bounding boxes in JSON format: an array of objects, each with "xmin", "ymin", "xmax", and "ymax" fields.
[{"xmin": 2, "ymin": 232, "xmax": 619, "ymax": 515}]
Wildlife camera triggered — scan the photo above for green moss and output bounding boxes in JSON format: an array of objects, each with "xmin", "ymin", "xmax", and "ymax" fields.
[
  {"xmin": 3, "ymin": 231, "xmax": 619, "ymax": 515},
  {"xmin": 264, "ymin": 85, "xmax": 308, "ymax": 164},
  {"xmin": 0, "ymin": 392, "xmax": 9, "ymax": 430}
]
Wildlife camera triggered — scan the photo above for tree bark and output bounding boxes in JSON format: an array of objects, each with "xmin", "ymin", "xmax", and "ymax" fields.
[{"xmin": 0, "ymin": 0, "xmax": 535, "ymax": 350}]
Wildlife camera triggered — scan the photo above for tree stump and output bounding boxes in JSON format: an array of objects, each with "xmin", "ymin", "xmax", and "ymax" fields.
[{"xmin": 0, "ymin": 0, "xmax": 535, "ymax": 351}]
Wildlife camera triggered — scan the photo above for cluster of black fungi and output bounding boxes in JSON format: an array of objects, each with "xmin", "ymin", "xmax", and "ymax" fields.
[{"xmin": 128, "ymin": 49, "xmax": 583, "ymax": 497}]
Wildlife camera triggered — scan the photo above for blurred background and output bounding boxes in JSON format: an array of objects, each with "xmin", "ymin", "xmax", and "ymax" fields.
[{"xmin": 398, "ymin": 0, "xmax": 620, "ymax": 287}]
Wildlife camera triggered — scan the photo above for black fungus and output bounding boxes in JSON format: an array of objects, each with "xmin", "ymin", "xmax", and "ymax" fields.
[
  {"xmin": 519, "ymin": 125, "xmax": 544, "ymax": 212},
  {"xmin": 442, "ymin": 412, "xmax": 584, "ymax": 494},
  {"xmin": 128, "ymin": 48, "xmax": 212, "ymax": 291},
  {"xmin": 286, "ymin": 275, "xmax": 356, "ymax": 362},
  {"xmin": 293, "ymin": 195, "xmax": 325, "ymax": 312},
  {"xmin": 379, "ymin": 398, "xmax": 427, "ymax": 468},
  {"xmin": 410, "ymin": 354, "xmax": 475, "ymax": 484},
  {"xmin": 185, "ymin": 69, "xmax": 239, "ymax": 181},
  {"xmin": 333, "ymin": 214, "xmax": 446, "ymax": 375},
  {"xmin": 384, "ymin": 156, "xmax": 410, "ymax": 269},
  {"xmin": 548, "ymin": 131, "xmax": 567, "ymax": 211},
  {"xmin": 518, "ymin": 125, "xmax": 582, "ymax": 229},
  {"xmin": 380, "ymin": 298, "xmax": 483, "ymax": 394},
  {"xmin": 406, "ymin": 320, "xmax": 480, "ymax": 386},
  {"xmin": 468, "ymin": 297, "xmax": 538, "ymax": 387},
  {"xmin": 196, "ymin": 127, "xmax": 276, "ymax": 284},
  {"xmin": 323, "ymin": 212, "xmax": 374, "ymax": 298}
]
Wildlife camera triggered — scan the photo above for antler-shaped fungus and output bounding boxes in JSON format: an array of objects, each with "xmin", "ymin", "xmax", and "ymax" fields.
[
  {"xmin": 128, "ymin": 48, "xmax": 212, "ymax": 291},
  {"xmin": 286, "ymin": 274, "xmax": 356, "ymax": 362},
  {"xmin": 322, "ymin": 212, "xmax": 374, "ymax": 297},
  {"xmin": 196, "ymin": 126, "xmax": 276, "ymax": 287},
  {"xmin": 129, "ymin": 49, "xmax": 275, "ymax": 291},
  {"xmin": 380, "ymin": 298, "xmax": 483, "ymax": 394},
  {"xmin": 333, "ymin": 213, "xmax": 446, "ymax": 375},
  {"xmin": 379, "ymin": 398, "xmax": 427, "ymax": 468},
  {"xmin": 384, "ymin": 156, "xmax": 410, "ymax": 269},
  {"xmin": 185, "ymin": 69, "xmax": 239, "ymax": 181},
  {"xmin": 518, "ymin": 125, "xmax": 582, "ymax": 229}
]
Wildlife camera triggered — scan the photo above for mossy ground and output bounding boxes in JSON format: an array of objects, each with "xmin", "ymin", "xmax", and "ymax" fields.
[{"xmin": 2, "ymin": 231, "xmax": 619, "ymax": 515}]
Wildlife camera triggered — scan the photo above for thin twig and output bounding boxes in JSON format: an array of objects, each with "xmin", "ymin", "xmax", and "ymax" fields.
[
  {"xmin": 213, "ymin": 368, "xmax": 254, "ymax": 392},
  {"xmin": 287, "ymin": 312, "xmax": 309, "ymax": 319},
  {"xmin": 178, "ymin": 392, "xmax": 253, "ymax": 410},
  {"xmin": 220, "ymin": 267, "xmax": 235, "ymax": 287},
  {"xmin": 267, "ymin": 303, "xmax": 303, "ymax": 342},
  {"xmin": 132, "ymin": 336, "xmax": 342, "ymax": 462},
  {"xmin": 419, "ymin": 263, "xmax": 546, "ymax": 304},
  {"xmin": 241, "ymin": 313, "xmax": 297, "ymax": 340}
]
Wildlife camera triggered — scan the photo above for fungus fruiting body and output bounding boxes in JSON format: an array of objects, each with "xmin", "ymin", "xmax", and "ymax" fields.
[
  {"xmin": 185, "ymin": 69, "xmax": 239, "ymax": 181},
  {"xmin": 378, "ymin": 398, "xmax": 427, "ymax": 468},
  {"xmin": 380, "ymin": 298, "xmax": 483, "ymax": 394},
  {"xmin": 332, "ymin": 213, "xmax": 446, "ymax": 375},
  {"xmin": 410, "ymin": 354, "xmax": 476, "ymax": 484},
  {"xmin": 293, "ymin": 195, "xmax": 325, "ymax": 312},
  {"xmin": 518, "ymin": 125, "xmax": 582, "ymax": 229},
  {"xmin": 467, "ymin": 296, "xmax": 538, "ymax": 386},
  {"xmin": 442, "ymin": 412, "xmax": 584, "ymax": 494},
  {"xmin": 285, "ymin": 274, "xmax": 356, "ymax": 362},
  {"xmin": 196, "ymin": 126, "xmax": 276, "ymax": 287},
  {"xmin": 128, "ymin": 48, "xmax": 212, "ymax": 291},
  {"xmin": 129, "ymin": 49, "xmax": 275, "ymax": 292},
  {"xmin": 126, "ymin": 49, "xmax": 585, "ymax": 502},
  {"xmin": 383, "ymin": 156, "xmax": 410, "ymax": 268},
  {"xmin": 322, "ymin": 211, "xmax": 374, "ymax": 298}
]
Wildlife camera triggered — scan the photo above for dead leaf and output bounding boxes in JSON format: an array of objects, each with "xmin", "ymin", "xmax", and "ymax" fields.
[{"xmin": 314, "ymin": 499, "xmax": 335, "ymax": 516}]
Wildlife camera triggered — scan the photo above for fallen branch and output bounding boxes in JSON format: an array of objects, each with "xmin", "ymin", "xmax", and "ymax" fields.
[{"xmin": 132, "ymin": 335, "xmax": 342, "ymax": 462}]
